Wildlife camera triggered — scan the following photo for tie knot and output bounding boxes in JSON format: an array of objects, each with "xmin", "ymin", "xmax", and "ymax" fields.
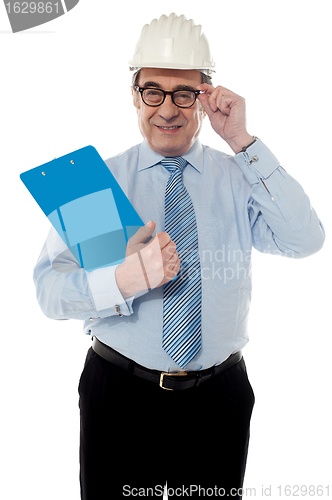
[{"xmin": 161, "ymin": 157, "xmax": 187, "ymax": 174}]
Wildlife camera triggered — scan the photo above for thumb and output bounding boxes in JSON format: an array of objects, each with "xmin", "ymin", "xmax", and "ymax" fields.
[
  {"xmin": 197, "ymin": 92, "xmax": 215, "ymax": 119},
  {"xmin": 128, "ymin": 220, "xmax": 156, "ymax": 246}
]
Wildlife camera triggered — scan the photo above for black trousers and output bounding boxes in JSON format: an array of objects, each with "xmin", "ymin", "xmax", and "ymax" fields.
[{"xmin": 78, "ymin": 348, "xmax": 255, "ymax": 499}]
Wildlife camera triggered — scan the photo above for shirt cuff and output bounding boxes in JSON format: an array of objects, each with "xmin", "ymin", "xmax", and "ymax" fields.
[
  {"xmin": 87, "ymin": 265, "xmax": 134, "ymax": 317},
  {"xmin": 234, "ymin": 139, "xmax": 280, "ymax": 184}
]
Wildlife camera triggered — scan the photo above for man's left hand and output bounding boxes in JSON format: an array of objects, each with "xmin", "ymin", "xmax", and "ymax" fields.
[{"xmin": 197, "ymin": 84, "xmax": 253, "ymax": 154}]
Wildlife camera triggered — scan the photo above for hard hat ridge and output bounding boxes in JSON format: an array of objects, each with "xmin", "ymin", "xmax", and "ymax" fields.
[{"xmin": 129, "ymin": 13, "xmax": 215, "ymax": 74}]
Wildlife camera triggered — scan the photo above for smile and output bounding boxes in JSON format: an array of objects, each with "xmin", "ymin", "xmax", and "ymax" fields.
[
  {"xmin": 156, "ymin": 125, "xmax": 182, "ymax": 134},
  {"xmin": 157, "ymin": 126, "xmax": 181, "ymax": 129}
]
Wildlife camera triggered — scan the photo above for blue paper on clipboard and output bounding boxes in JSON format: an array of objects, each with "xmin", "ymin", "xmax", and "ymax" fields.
[{"xmin": 20, "ymin": 146, "xmax": 145, "ymax": 271}]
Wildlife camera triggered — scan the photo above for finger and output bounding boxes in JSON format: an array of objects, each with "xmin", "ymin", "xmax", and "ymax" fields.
[
  {"xmin": 219, "ymin": 92, "xmax": 246, "ymax": 118},
  {"xmin": 162, "ymin": 242, "xmax": 177, "ymax": 262},
  {"xmin": 168, "ymin": 249, "xmax": 178, "ymax": 262},
  {"xmin": 210, "ymin": 86, "xmax": 236, "ymax": 113},
  {"xmin": 198, "ymin": 83, "xmax": 218, "ymax": 111},
  {"xmin": 141, "ymin": 238, "xmax": 164, "ymax": 288},
  {"xmin": 200, "ymin": 83, "xmax": 241, "ymax": 98},
  {"xmin": 208, "ymin": 87, "xmax": 221, "ymax": 113},
  {"xmin": 165, "ymin": 255, "xmax": 181, "ymax": 282},
  {"xmin": 197, "ymin": 92, "xmax": 216, "ymax": 118},
  {"xmin": 200, "ymin": 85, "xmax": 241, "ymax": 115},
  {"xmin": 198, "ymin": 83, "xmax": 215, "ymax": 95},
  {"xmin": 216, "ymin": 94, "xmax": 231, "ymax": 116},
  {"xmin": 128, "ymin": 221, "xmax": 155, "ymax": 246},
  {"xmin": 157, "ymin": 231, "xmax": 173, "ymax": 250},
  {"xmin": 199, "ymin": 85, "xmax": 223, "ymax": 113},
  {"xmin": 164, "ymin": 250, "xmax": 178, "ymax": 269}
]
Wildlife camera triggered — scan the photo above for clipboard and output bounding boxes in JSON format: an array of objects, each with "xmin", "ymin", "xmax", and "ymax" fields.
[{"xmin": 20, "ymin": 146, "xmax": 145, "ymax": 271}]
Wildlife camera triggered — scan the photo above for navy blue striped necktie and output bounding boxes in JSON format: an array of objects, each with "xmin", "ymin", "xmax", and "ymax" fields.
[{"xmin": 161, "ymin": 157, "xmax": 202, "ymax": 369}]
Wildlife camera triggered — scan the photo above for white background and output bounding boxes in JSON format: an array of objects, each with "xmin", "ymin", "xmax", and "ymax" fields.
[{"xmin": 1, "ymin": 1, "xmax": 331, "ymax": 498}]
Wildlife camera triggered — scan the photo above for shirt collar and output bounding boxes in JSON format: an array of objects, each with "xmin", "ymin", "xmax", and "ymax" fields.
[{"xmin": 137, "ymin": 139, "xmax": 204, "ymax": 174}]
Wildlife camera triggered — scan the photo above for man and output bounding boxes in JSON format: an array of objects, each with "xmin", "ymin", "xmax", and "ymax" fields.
[{"xmin": 33, "ymin": 13, "xmax": 324, "ymax": 500}]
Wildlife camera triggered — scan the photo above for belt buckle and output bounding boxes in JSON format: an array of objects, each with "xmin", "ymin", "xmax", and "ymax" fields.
[
  {"xmin": 159, "ymin": 372, "xmax": 173, "ymax": 391},
  {"xmin": 159, "ymin": 371, "xmax": 187, "ymax": 390}
]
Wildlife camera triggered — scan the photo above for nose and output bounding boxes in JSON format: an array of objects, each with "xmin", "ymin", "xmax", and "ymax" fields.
[{"xmin": 157, "ymin": 94, "xmax": 180, "ymax": 121}]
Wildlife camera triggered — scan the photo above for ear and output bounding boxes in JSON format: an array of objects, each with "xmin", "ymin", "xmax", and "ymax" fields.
[
  {"xmin": 131, "ymin": 86, "xmax": 140, "ymax": 110},
  {"xmin": 197, "ymin": 101, "xmax": 207, "ymax": 118}
]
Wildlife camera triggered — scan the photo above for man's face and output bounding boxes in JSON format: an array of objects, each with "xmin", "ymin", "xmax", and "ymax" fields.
[{"xmin": 132, "ymin": 68, "xmax": 205, "ymax": 157}]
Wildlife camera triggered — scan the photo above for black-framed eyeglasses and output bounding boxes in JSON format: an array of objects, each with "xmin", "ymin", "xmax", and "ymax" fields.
[{"xmin": 134, "ymin": 86, "xmax": 202, "ymax": 108}]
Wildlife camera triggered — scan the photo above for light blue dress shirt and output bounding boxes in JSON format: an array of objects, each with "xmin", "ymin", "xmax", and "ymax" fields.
[{"xmin": 33, "ymin": 139, "xmax": 325, "ymax": 372}]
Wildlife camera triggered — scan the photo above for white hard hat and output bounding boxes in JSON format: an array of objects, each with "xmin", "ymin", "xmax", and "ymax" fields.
[{"xmin": 129, "ymin": 13, "xmax": 215, "ymax": 75}]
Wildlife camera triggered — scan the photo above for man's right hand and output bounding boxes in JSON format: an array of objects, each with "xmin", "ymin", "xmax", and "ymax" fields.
[{"xmin": 115, "ymin": 221, "xmax": 180, "ymax": 299}]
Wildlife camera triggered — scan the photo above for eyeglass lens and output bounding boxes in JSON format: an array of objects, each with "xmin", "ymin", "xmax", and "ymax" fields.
[{"xmin": 142, "ymin": 89, "xmax": 196, "ymax": 107}]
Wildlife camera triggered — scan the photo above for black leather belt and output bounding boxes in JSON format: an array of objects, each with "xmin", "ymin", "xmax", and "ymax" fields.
[{"xmin": 92, "ymin": 337, "xmax": 242, "ymax": 391}]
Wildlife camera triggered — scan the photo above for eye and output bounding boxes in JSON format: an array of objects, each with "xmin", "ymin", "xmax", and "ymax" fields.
[
  {"xmin": 144, "ymin": 89, "xmax": 163, "ymax": 98},
  {"xmin": 174, "ymin": 91, "xmax": 195, "ymax": 105}
]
